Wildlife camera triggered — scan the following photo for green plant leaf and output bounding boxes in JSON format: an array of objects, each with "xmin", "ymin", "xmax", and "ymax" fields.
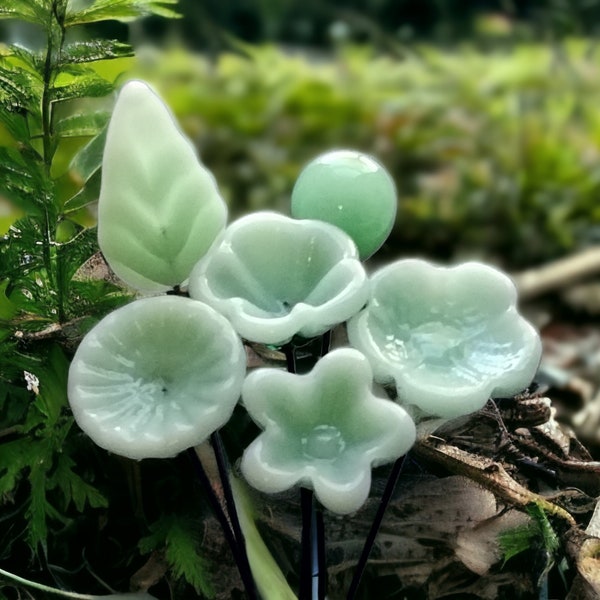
[
  {"xmin": 4, "ymin": 45, "xmax": 44, "ymax": 75},
  {"xmin": 0, "ymin": 437, "xmax": 36, "ymax": 497},
  {"xmin": 70, "ymin": 126, "xmax": 108, "ymax": 183},
  {"xmin": 64, "ymin": 126, "xmax": 107, "ymax": 212},
  {"xmin": 50, "ymin": 75, "xmax": 114, "ymax": 103},
  {"xmin": 0, "ymin": 106, "xmax": 30, "ymax": 143},
  {"xmin": 63, "ymin": 169, "xmax": 101, "ymax": 213},
  {"xmin": 0, "ymin": 147, "xmax": 45, "ymax": 214},
  {"xmin": 55, "ymin": 111, "xmax": 110, "ymax": 138},
  {"xmin": 0, "ymin": 0, "xmax": 46, "ymax": 24},
  {"xmin": 48, "ymin": 454, "xmax": 107, "ymax": 512},
  {"xmin": 0, "ymin": 64, "xmax": 40, "ymax": 114},
  {"xmin": 65, "ymin": 0, "xmax": 180, "ymax": 26},
  {"xmin": 139, "ymin": 514, "xmax": 214, "ymax": 597},
  {"xmin": 59, "ymin": 40, "xmax": 134, "ymax": 65},
  {"xmin": 0, "ymin": 279, "xmax": 19, "ymax": 320}
]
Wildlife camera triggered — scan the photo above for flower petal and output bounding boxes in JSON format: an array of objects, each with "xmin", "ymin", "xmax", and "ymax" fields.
[
  {"xmin": 189, "ymin": 212, "xmax": 369, "ymax": 344},
  {"xmin": 348, "ymin": 259, "xmax": 541, "ymax": 418},
  {"xmin": 68, "ymin": 296, "xmax": 246, "ymax": 459},
  {"xmin": 241, "ymin": 348, "xmax": 416, "ymax": 513}
]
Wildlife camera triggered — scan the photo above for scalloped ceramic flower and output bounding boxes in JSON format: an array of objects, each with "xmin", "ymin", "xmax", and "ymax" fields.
[
  {"xmin": 188, "ymin": 212, "xmax": 369, "ymax": 345},
  {"xmin": 98, "ymin": 80, "xmax": 227, "ymax": 292},
  {"xmin": 240, "ymin": 348, "xmax": 416, "ymax": 514},
  {"xmin": 347, "ymin": 259, "xmax": 542, "ymax": 418},
  {"xmin": 68, "ymin": 296, "xmax": 246, "ymax": 459}
]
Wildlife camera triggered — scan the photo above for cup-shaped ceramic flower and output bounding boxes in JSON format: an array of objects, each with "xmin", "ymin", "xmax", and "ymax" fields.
[
  {"xmin": 98, "ymin": 80, "xmax": 227, "ymax": 292},
  {"xmin": 188, "ymin": 212, "xmax": 369, "ymax": 345},
  {"xmin": 240, "ymin": 348, "xmax": 416, "ymax": 514},
  {"xmin": 347, "ymin": 259, "xmax": 542, "ymax": 419},
  {"xmin": 68, "ymin": 296, "xmax": 246, "ymax": 459}
]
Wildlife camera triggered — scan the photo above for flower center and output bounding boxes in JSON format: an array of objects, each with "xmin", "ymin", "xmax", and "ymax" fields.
[
  {"xmin": 301, "ymin": 425, "xmax": 346, "ymax": 460},
  {"xmin": 409, "ymin": 322, "xmax": 465, "ymax": 366}
]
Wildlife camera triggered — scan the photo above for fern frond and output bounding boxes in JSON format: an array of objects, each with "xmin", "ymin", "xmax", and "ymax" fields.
[
  {"xmin": 140, "ymin": 514, "xmax": 214, "ymax": 597},
  {"xmin": 50, "ymin": 74, "xmax": 114, "ymax": 102},
  {"xmin": 60, "ymin": 40, "xmax": 134, "ymax": 65},
  {"xmin": 65, "ymin": 0, "xmax": 180, "ymax": 26},
  {"xmin": 0, "ymin": 0, "xmax": 46, "ymax": 25},
  {"xmin": 0, "ymin": 65, "xmax": 41, "ymax": 114},
  {"xmin": 55, "ymin": 111, "xmax": 110, "ymax": 138}
]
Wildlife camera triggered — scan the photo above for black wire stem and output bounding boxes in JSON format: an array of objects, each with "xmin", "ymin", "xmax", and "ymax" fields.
[
  {"xmin": 285, "ymin": 335, "xmax": 331, "ymax": 600},
  {"xmin": 210, "ymin": 430, "xmax": 258, "ymax": 600},
  {"xmin": 346, "ymin": 454, "xmax": 408, "ymax": 600},
  {"xmin": 187, "ymin": 445, "xmax": 258, "ymax": 600}
]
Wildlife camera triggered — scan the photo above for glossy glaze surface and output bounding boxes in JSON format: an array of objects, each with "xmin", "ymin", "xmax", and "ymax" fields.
[
  {"xmin": 189, "ymin": 212, "xmax": 369, "ymax": 345},
  {"xmin": 98, "ymin": 80, "xmax": 227, "ymax": 291},
  {"xmin": 348, "ymin": 259, "xmax": 542, "ymax": 418},
  {"xmin": 241, "ymin": 348, "xmax": 416, "ymax": 514},
  {"xmin": 291, "ymin": 150, "xmax": 397, "ymax": 259},
  {"xmin": 68, "ymin": 296, "xmax": 246, "ymax": 459}
]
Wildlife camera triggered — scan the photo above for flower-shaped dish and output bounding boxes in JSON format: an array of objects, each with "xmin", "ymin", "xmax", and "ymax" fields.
[
  {"xmin": 241, "ymin": 348, "xmax": 416, "ymax": 514},
  {"xmin": 188, "ymin": 212, "xmax": 369, "ymax": 345},
  {"xmin": 68, "ymin": 296, "xmax": 246, "ymax": 459},
  {"xmin": 347, "ymin": 259, "xmax": 542, "ymax": 418}
]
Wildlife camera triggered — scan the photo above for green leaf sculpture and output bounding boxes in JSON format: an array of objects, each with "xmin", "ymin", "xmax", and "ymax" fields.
[{"xmin": 98, "ymin": 80, "xmax": 227, "ymax": 291}]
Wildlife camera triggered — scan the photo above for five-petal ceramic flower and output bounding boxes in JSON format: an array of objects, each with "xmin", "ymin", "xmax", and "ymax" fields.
[
  {"xmin": 68, "ymin": 296, "xmax": 246, "ymax": 459},
  {"xmin": 188, "ymin": 212, "xmax": 369, "ymax": 345},
  {"xmin": 240, "ymin": 348, "xmax": 416, "ymax": 514},
  {"xmin": 347, "ymin": 259, "xmax": 542, "ymax": 418}
]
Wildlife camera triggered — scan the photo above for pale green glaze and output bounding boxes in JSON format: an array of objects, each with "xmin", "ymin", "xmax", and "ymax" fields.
[
  {"xmin": 98, "ymin": 80, "xmax": 227, "ymax": 292},
  {"xmin": 188, "ymin": 212, "xmax": 369, "ymax": 345},
  {"xmin": 68, "ymin": 296, "xmax": 246, "ymax": 459},
  {"xmin": 241, "ymin": 348, "xmax": 416, "ymax": 514},
  {"xmin": 291, "ymin": 150, "xmax": 397, "ymax": 259},
  {"xmin": 347, "ymin": 259, "xmax": 542, "ymax": 418}
]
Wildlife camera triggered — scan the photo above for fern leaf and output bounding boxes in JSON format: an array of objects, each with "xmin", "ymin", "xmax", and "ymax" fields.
[
  {"xmin": 60, "ymin": 40, "xmax": 134, "ymax": 65},
  {"xmin": 0, "ymin": 437, "xmax": 36, "ymax": 496},
  {"xmin": 63, "ymin": 126, "xmax": 107, "ymax": 211},
  {"xmin": 70, "ymin": 125, "xmax": 107, "ymax": 182},
  {"xmin": 0, "ymin": 65, "xmax": 40, "ymax": 113},
  {"xmin": 50, "ymin": 75, "xmax": 114, "ymax": 103},
  {"xmin": 0, "ymin": 147, "xmax": 45, "ymax": 214},
  {"xmin": 55, "ymin": 111, "xmax": 110, "ymax": 138},
  {"xmin": 26, "ymin": 459, "xmax": 50, "ymax": 549},
  {"xmin": 0, "ymin": 0, "xmax": 46, "ymax": 25},
  {"xmin": 65, "ymin": 0, "xmax": 180, "ymax": 26},
  {"xmin": 140, "ymin": 515, "xmax": 214, "ymax": 597},
  {"xmin": 48, "ymin": 454, "xmax": 107, "ymax": 512},
  {"xmin": 4, "ymin": 45, "xmax": 44, "ymax": 75},
  {"xmin": 64, "ymin": 169, "xmax": 102, "ymax": 213}
]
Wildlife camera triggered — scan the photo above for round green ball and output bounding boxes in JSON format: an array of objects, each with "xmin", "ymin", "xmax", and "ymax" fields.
[{"xmin": 291, "ymin": 150, "xmax": 397, "ymax": 259}]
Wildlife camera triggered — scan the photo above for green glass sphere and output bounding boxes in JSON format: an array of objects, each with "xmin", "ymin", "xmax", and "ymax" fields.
[{"xmin": 291, "ymin": 150, "xmax": 397, "ymax": 259}]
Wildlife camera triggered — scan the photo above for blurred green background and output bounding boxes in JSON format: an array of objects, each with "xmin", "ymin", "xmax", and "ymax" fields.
[{"xmin": 4, "ymin": 0, "xmax": 600, "ymax": 270}]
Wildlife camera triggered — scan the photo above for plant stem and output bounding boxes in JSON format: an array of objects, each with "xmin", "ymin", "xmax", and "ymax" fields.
[
  {"xmin": 186, "ymin": 448, "xmax": 241, "ymax": 575},
  {"xmin": 210, "ymin": 431, "xmax": 258, "ymax": 600},
  {"xmin": 299, "ymin": 488, "xmax": 326, "ymax": 600},
  {"xmin": 40, "ymin": 1, "xmax": 67, "ymax": 312},
  {"xmin": 346, "ymin": 454, "xmax": 407, "ymax": 600},
  {"xmin": 299, "ymin": 487, "xmax": 315, "ymax": 600},
  {"xmin": 0, "ymin": 566, "xmax": 107, "ymax": 599},
  {"xmin": 286, "ymin": 335, "xmax": 331, "ymax": 600}
]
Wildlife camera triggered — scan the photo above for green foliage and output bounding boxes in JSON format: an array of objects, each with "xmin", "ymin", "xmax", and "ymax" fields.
[
  {"xmin": 129, "ymin": 41, "xmax": 600, "ymax": 268},
  {"xmin": 499, "ymin": 503, "xmax": 560, "ymax": 564},
  {"xmin": 139, "ymin": 514, "xmax": 214, "ymax": 598},
  {"xmin": 0, "ymin": 0, "xmax": 227, "ymax": 596}
]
